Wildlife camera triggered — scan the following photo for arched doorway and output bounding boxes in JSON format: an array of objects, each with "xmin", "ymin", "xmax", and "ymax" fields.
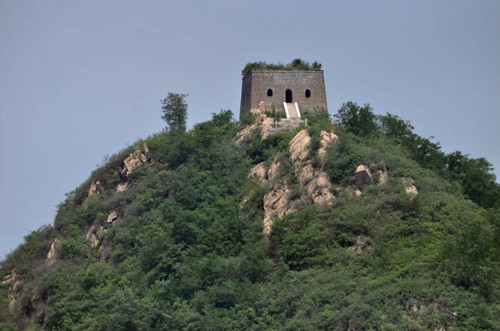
[{"xmin": 286, "ymin": 89, "xmax": 292, "ymax": 103}]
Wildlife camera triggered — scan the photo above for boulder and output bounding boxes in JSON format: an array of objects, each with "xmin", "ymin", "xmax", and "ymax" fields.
[
  {"xmin": 121, "ymin": 149, "xmax": 147, "ymax": 178},
  {"xmin": 318, "ymin": 130, "xmax": 337, "ymax": 160},
  {"xmin": 2, "ymin": 273, "xmax": 13, "ymax": 285},
  {"xmin": 354, "ymin": 165, "xmax": 372, "ymax": 190},
  {"xmin": 116, "ymin": 182, "xmax": 128, "ymax": 192},
  {"xmin": 116, "ymin": 148, "xmax": 149, "ymax": 192},
  {"xmin": 289, "ymin": 129, "xmax": 311, "ymax": 164},
  {"xmin": 46, "ymin": 239, "xmax": 60, "ymax": 264},
  {"xmin": 88, "ymin": 180, "xmax": 104, "ymax": 197},
  {"xmin": 248, "ymin": 162, "xmax": 266, "ymax": 180},
  {"xmin": 402, "ymin": 177, "xmax": 418, "ymax": 199},
  {"xmin": 405, "ymin": 185, "xmax": 418, "ymax": 199},
  {"xmin": 85, "ymin": 224, "xmax": 103, "ymax": 247},
  {"xmin": 106, "ymin": 211, "xmax": 119, "ymax": 224}
]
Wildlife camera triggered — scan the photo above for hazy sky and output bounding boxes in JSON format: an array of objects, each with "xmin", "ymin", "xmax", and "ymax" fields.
[{"xmin": 1, "ymin": 1, "xmax": 499, "ymax": 258}]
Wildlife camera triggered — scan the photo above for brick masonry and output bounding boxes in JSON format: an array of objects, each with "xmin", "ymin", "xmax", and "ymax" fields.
[{"xmin": 240, "ymin": 70, "xmax": 328, "ymax": 120}]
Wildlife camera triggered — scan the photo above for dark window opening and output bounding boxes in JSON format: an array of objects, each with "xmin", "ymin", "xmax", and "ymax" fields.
[
  {"xmin": 305, "ymin": 89, "xmax": 311, "ymax": 98},
  {"xmin": 286, "ymin": 89, "xmax": 293, "ymax": 103},
  {"xmin": 267, "ymin": 89, "xmax": 273, "ymax": 97}
]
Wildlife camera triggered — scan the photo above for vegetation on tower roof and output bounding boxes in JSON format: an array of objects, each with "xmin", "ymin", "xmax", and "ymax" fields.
[{"xmin": 242, "ymin": 58, "xmax": 322, "ymax": 74}]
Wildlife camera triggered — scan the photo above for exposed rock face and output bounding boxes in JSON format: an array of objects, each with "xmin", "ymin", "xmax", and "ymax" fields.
[
  {"xmin": 85, "ymin": 224, "xmax": 103, "ymax": 247},
  {"xmin": 260, "ymin": 116, "xmax": 273, "ymax": 140},
  {"xmin": 405, "ymin": 185, "xmax": 418, "ymax": 198},
  {"xmin": 106, "ymin": 211, "xmax": 119, "ymax": 224},
  {"xmin": 289, "ymin": 129, "xmax": 311, "ymax": 164},
  {"xmin": 290, "ymin": 130, "xmax": 334, "ymax": 206},
  {"xmin": 235, "ymin": 115, "xmax": 273, "ymax": 146},
  {"xmin": 304, "ymin": 170, "xmax": 334, "ymax": 205},
  {"xmin": 248, "ymin": 162, "xmax": 266, "ymax": 180},
  {"xmin": 348, "ymin": 235, "xmax": 373, "ymax": 253},
  {"xmin": 260, "ymin": 129, "xmax": 336, "ymax": 233},
  {"xmin": 46, "ymin": 239, "xmax": 60, "ymax": 264},
  {"xmin": 263, "ymin": 184, "xmax": 294, "ymax": 233},
  {"xmin": 116, "ymin": 182, "xmax": 128, "ymax": 192},
  {"xmin": 318, "ymin": 130, "xmax": 337, "ymax": 160},
  {"xmin": 354, "ymin": 165, "xmax": 372, "ymax": 190},
  {"xmin": 121, "ymin": 150, "xmax": 147, "ymax": 177},
  {"xmin": 116, "ymin": 148, "xmax": 149, "ymax": 192},
  {"xmin": 2, "ymin": 273, "xmax": 13, "ymax": 285},
  {"xmin": 402, "ymin": 177, "xmax": 418, "ymax": 199},
  {"xmin": 4, "ymin": 272, "xmax": 23, "ymax": 312},
  {"xmin": 88, "ymin": 180, "xmax": 104, "ymax": 197},
  {"xmin": 267, "ymin": 157, "xmax": 281, "ymax": 183},
  {"xmin": 297, "ymin": 163, "xmax": 315, "ymax": 184},
  {"xmin": 31, "ymin": 293, "xmax": 48, "ymax": 323}
]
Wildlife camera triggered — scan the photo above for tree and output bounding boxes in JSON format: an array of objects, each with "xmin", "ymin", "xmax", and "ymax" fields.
[
  {"xmin": 161, "ymin": 93, "xmax": 188, "ymax": 133},
  {"xmin": 335, "ymin": 102, "xmax": 378, "ymax": 137}
]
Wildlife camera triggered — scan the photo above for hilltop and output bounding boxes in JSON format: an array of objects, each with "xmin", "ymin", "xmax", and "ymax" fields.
[{"xmin": 1, "ymin": 100, "xmax": 499, "ymax": 330}]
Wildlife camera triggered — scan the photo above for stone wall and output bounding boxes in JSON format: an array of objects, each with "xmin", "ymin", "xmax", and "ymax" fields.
[{"xmin": 240, "ymin": 70, "xmax": 328, "ymax": 120}]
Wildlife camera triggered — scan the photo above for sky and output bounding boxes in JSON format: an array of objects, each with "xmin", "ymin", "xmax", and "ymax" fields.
[{"xmin": 1, "ymin": 1, "xmax": 499, "ymax": 259}]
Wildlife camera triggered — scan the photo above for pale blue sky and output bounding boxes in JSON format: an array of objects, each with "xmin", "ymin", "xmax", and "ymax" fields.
[{"xmin": 1, "ymin": 1, "xmax": 499, "ymax": 258}]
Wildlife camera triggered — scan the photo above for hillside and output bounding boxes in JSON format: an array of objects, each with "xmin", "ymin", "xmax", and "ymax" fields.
[{"xmin": 1, "ymin": 101, "xmax": 499, "ymax": 330}]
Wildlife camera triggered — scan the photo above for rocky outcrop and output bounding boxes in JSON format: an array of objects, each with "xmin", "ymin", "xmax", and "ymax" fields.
[
  {"xmin": 290, "ymin": 130, "xmax": 334, "ymax": 206},
  {"xmin": 3, "ymin": 272, "xmax": 23, "ymax": 312},
  {"xmin": 106, "ymin": 211, "xmax": 119, "ymax": 224},
  {"xmin": 116, "ymin": 148, "xmax": 150, "ymax": 192},
  {"xmin": 318, "ymin": 130, "xmax": 337, "ymax": 160},
  {"xmin": 297, "ymin": 163, "xmax": 315, "ymax": 184},
  {"xmin": 248, "ymin": 162, "xmax": 266, "ymax": 180},
  {"xmin": 260, "ymin": 130, "xmax": 336, "ymax": 232},
  {"xmin": 88, "ymin": 180, "xmax": 104, "ymax": 197},
  {"xmin": 85, "ymin": 224, "xmax": 103, "ymax": 247},
  {"xmin": 354, "ymin": 165, "xmax": 372, "ymax": 191},
  {"xmin": 121, "ymin": 150, "xmax": 147, "ymax": 178},
  {"xmin": 306, "ymin": 171, "xmax": 334, "ymax": 205},
  {"xmin": 235, "ymin": 115, "xmax": 273, "ymax": 146},
  {"xmin": 267, "ymin": 157, "xmax": 281, "ymax": 183},
  {"xmin": 296, "ymin": 164, "xmax": 334, "ymax": 205},
  {"xmin": 30, "ymin": 293, "xmax": 48, "ymax": 323},
  {"xmin": 402, "ymin": 177, "xmax": 418, "ymax": 199},
  {"xmin": 116, "ymin": 182, "xmax": 128, "ymax": 192},
  {"xmin": 289, "ymin": 129, "xmax": 311, "ymax": 164},
  {"xmin": 263, "ymin": 184, "xmax": 294, "ymax": 233},
  {"xmin": 46, "ymin": 239, "xmax": 60, "ymax": 265}
]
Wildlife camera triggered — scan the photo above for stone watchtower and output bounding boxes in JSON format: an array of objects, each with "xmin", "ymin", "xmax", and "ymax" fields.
[{"xmin": 240, "ymin": 70, "xmax": 328, "ymax": 121}]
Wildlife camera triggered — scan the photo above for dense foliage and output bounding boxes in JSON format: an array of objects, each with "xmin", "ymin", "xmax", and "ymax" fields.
[
  {"xmin": 161, "ymin": 93, "xmax": 188, "ymax": 134},
  {"xmin": 242, "ymin": 59, "xmax": 322, "ymax": 75},
  {"xmin": 1, "ymin": 102, "xmax": 499, "ymax": 330}
]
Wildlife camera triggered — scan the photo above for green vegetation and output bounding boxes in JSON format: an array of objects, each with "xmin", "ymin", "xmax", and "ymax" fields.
[
  {"xmin": 161, "ymin": 93, "xmax": 188, "ymax": 134},
  {"xmin": 1, "ymin": 99, "xmax": 499, "ymax": 330},
  {"xmin": 242, "ymin": 59, "xmax": 322, "ymax": 75}
]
